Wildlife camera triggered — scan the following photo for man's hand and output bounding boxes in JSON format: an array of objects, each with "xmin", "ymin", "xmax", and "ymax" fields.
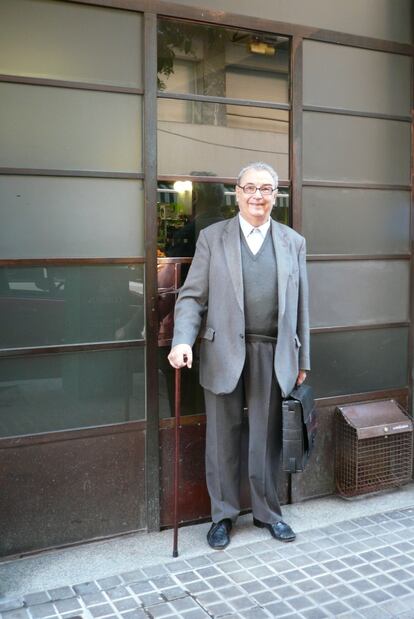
[
  {"xmin": 296, "ymin": 370, "xmax": 307, "ymax": 386},
  {"xmin": 168, "ymin": 344, "xmax": 193, "ymax": 369}
]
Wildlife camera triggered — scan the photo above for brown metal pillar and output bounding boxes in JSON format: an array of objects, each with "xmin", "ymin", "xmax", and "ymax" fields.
[
  {"xmin": 144, "ymin": 10, "xmax": 160, "ymax": 531},
  {"xmin": 290, "ymin": 36, "xmax": 303, "ymax": 233}
]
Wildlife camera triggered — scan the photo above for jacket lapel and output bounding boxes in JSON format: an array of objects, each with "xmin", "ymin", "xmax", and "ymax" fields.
[
  {"xmin": 223, "ymin": 216, "xmax": 244, "ymax": 313},
  {"xmin": 271, "ymin": 220, "xmax": 290, "ymax": 319}
]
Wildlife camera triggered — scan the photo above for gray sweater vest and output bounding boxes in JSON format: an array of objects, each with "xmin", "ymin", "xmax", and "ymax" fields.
[{"xmin": 241, "ymin": 229, "xmax": 278, "ymax": 338}]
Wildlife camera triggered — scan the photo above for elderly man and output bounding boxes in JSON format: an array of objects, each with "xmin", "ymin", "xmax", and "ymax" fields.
[{"xmin": 168, "ymin": 162, "xmax": 310, "ymax": 549}]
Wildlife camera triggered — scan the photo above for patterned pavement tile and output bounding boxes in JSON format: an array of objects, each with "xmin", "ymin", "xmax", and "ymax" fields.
[
  {"xmin": 27, "ymin": 603, "xmax": 57, "ymax": 619},
  {"xmin": 1, "ymin": 610, "xmax": 31, "ymax": 619},
  {"xmin": 293, "ymin": 579, "xmax": 322, "ymax": 594},
  {"xmin": 240, "ymin": 581, "xmax": 266, "ymax": 595},
  {"xmin": 120, "ymin": 610, "xmax": 147, "ymax": 619},
  {"xmin": 162, "ymin": 586, "xmax": 189, "ymax": 601},
  {"xmin": 228, "ymin": 597, "xmax": 256, "ymax": 612},
  {"xmin": 250, "ymin": 591, "xmax": 278, "ymax": 606},
  {"xmin": 23, "ymin": 596, "xmax": 50, "ymax": 609},
  {"xmin": 352, "ymin": 604, "xmax": 392, "ymax": 619},
  {"xmin": 8, "ymin": 507, "xmax": 414, "ymax": 619},
  {"xmin": 53, "ymin": 600, "xmax": 82, "ymax": 615},
  {"xmin": 308, "ymin": 589, "xmax": 335, "ymax": 606},
  {"xmin": 88, "ymin": 603, "xmax": 115, "ymax": 618},
  {"xmin": 183, "ymin": 581, "xmax": 210, "ymax": 595},
  {"xmin": 261, "ymin": 600, "xmax": 295, "ymax": 617},
  {"xmin": 96, "ymin": 578, "xmax": 122, "ymax": 591},
  {"xmin": 45, "ymin": 591, "xmax": 74, "ymax": 603},
  {"xmin": 73, "ymin": 583, "xmax": 100, "ymax": 596},
  {"xmin": 301, "ymin": 607, "xmax": 329, "ymax": 619},
  {"xmin": 286, "ymin": 595, "xmax": 315, "ymax": 612},
  {"xmin": 81, "ymin": 592, "xmax": 107, "ymax": 606}
]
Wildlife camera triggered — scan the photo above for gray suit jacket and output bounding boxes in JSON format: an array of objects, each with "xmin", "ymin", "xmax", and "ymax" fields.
[{"xmin": 171, "ymin": 215, "xmax": 310, "ymax": 398}]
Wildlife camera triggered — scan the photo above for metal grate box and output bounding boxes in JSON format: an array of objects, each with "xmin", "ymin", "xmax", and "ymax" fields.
[{"xmin": 335, "ymin": 400, "xmax": 413, "ymax": 498}]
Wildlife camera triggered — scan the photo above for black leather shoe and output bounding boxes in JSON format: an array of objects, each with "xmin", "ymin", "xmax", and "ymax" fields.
[
  {"xmin": 253, "ymin": 517, "xmax": 296, "ymax": 542},
  {"xmin": 207, "ymin": 519, "xmax": 232, "ymax": 550}
]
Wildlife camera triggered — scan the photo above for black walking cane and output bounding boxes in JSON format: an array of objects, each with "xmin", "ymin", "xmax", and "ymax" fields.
[{"xmin": 172, "ymin": 365, "xmax": 181, "ymax": 557}]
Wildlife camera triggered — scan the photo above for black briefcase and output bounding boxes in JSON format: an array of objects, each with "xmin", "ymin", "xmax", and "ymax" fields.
[{"xmin": 282, "ymin": 383, "xmax": 317, "ymax": 473}]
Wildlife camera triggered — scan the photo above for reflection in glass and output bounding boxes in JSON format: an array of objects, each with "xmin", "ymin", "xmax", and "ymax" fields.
[
  {"xmin": 158, "ymin": 344, "xmax": 205, "ymax": 418},
  {"xmin": 0, "ymin": 347, "xmax": 145, "ymax": 437},
  {"xmin": 157, "ymin": 259, "xmax": 190, "ymax": 344},
  {"xmin": 158, "ymin": 100, "xmax": 289, "ymax": 178},
  {"xmin": 157, "ymin": 181, "xmax": 290, "ymax": 258},
  {"xmin": 0, "ymin": 265, "xmax": 144, "ymax": 349},
  {"xmin": 157, "ymin": 18, "xmax": 289, "ymax": 104},
  {"xmin": 155, "ymin": 259, "xmax": 204, "ymax": 417},
  {"xmin": 156, "ymin": 183, "xmax": 290, "ymax": 417},
  {"xmin": 157, "ymin": 179, "xmax": 228, "ymax": 258}
]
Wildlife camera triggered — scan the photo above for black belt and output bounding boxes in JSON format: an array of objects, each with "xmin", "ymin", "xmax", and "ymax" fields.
[{"xmin": 245, "ymin": 333, "xmax": 277, "ymax": 343}]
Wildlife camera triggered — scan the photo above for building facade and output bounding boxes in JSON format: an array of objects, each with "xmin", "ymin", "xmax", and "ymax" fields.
[{"xmin": 0, "ymin": 0, "xmax": 412, "ymax": 556}]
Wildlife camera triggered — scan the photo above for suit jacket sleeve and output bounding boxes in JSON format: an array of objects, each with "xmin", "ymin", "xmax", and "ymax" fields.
[
  {"xmin": 171, "ymin": 229, "xmax": 210, "ymax": 348},
  {"xmin": 297, "ymin": 236, "xmax": 310, "ymax": 371}
]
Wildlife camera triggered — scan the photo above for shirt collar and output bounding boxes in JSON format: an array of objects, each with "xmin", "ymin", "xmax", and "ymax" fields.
[{"xmin": 238, "ymin": 213, "xmax": 271, "ymax": 238}]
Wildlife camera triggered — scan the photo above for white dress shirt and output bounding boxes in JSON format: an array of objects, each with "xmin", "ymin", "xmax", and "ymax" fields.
[{"xmin": 239, "ymin": 213, "xmax": 271, "ymax": 255}]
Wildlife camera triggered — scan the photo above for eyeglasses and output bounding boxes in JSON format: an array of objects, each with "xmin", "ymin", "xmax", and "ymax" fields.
[{"xmin": 237, "ymin": 183, "xmax": 277, "ymax": 196}]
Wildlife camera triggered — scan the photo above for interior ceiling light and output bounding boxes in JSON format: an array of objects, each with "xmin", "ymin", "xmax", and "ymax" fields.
[
  {"xmin": 173, "ymin": 180, "xmax": 192, "ymax": 192},
  {"xmin": 249, "ymin": 41, "xmax": 275, "ymax": 55}
]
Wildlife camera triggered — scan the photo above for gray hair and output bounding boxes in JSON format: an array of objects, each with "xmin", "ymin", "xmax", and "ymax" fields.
[{"xmin": 237, "ymin": 162, "xmax": 279, "ymax": 187}]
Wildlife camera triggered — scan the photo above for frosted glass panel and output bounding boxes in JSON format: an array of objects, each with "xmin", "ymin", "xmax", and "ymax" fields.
[
  {"xmin": 0, "ymin": 265, "xmax": 145, "ymax": 349},
  {"xmin": 167, "ymin": 0, "xmax": 412, "ymax": 44},
  {"xmin": 309, "ymin": 328, "xmax": 408, "ymax": 398},
  {"xmin": 303, "ymin": 42, "xmax": 411, "ymax": 116},
  {"xmin": 303, "ymin": 188, "xmax": 410, "ymax": 255},
  {"xmin": 158, "ymin": 100, "xmax": 289, "ymax": 177},
  {"xmin": 0, "ymin": 347, "xmax": 145, "ymax": 437},
  {"xmin": 0, "ymin": 0, "xmax": 142, "ymax": 87},
  {"xmin": 0, "ymin": 83, "xmax": 142, "ymax": 172},
  {"xmin": 303, "ymin": 112, "xmax": 411, "ymax": 184},
  {"xmin": 0, "ymin": 177, "xmax": 144, "ymax": 259},
  {"xmin": 308, "ymin": 261, "xmax": 410, "ymax": 328}
]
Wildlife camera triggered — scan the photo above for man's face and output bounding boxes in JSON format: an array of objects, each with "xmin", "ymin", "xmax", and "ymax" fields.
[{"xmin": 235, "ymin": 169, "xmax": 277, "ymax": 227}]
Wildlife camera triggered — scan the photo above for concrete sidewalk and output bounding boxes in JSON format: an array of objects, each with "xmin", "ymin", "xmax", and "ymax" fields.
[{"xmin": 2, "ymin": 484, "xmax": 414, "ymax": 618}]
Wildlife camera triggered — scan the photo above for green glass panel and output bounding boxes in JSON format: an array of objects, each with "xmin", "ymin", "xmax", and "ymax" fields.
[
  {"xmin": 0, "ymin": 347, "xmax": 145, "ymax": 437},
  {"xmin": 0, "ymin": 265, "xmax": 144, "ymax": 349},
  {"xmin": 309, "ymin": 327, "xmax": 408, "ymax": 399}
]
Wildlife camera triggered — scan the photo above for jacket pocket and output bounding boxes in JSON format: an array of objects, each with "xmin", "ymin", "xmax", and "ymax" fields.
[{"xmin": 201, "ymin": 327, "xmax": 215, "ymax": 342}]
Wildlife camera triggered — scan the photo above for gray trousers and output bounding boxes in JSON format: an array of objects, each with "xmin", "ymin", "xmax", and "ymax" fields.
[{"xmin": 204, "ymin": 340, "xmax": 283, "ymax": 524}]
